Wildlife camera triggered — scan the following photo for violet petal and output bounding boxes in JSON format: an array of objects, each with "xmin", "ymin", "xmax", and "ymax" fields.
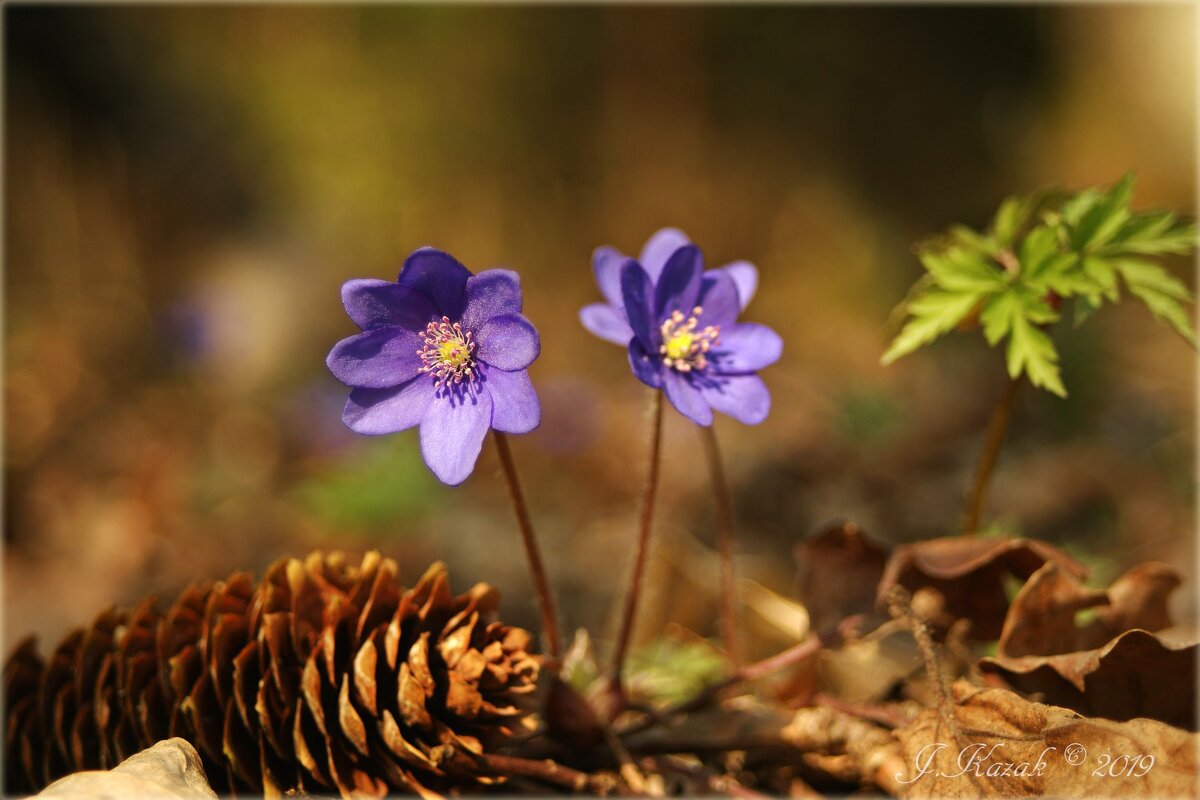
[
  {"xmin": 341, "ymin": 279, "xmax": 437, "ymax": 331},
  {"xmin": 580, "ymin": 303, "xmax": 634, "ymax": 345},
  {"xmin": 710, "ymin": 323, "xmax": 784, "ymax": 374},
  {"xmin": 343, "ymin": 377, "xmax": 434, "ymax": 435},
  {"xmin": 327, "ymin": 327, "xmax": 423, "ymax": 389},
  {"xmin": 627, "ymin": 340, "xmax": 665, "ymax": 389},
  {"xmin": 654, "ymin": 244, "xmax": 704, "ymax": 318},
  {"xmin": 419, "ymin": 387, "xmax": 493, "ymax": 485},
  {"xmin": 718, "ymin": 261, "xmax": 758, "ymax": 310},
  {"xmin": 695, "ymin": 373, "xmax": 770, "ymax": 425},
  {"xmin": 483, "ymin": 366, "xmax": 541, "ymax": 434},
  {"xmin": 663, "ymin": 369, "xmax": 713, "ymax": 426},
  {"xmin": 477, "ymin": 313, "xmax": 540, "ymax": 371},
  {"xmin": 639, "ymin": 227, "xmax": 691, "ymax": 281},
  {"xmin": 397, "ymin": 247, "xmax": 471, "ymax": 318},
  {"xmin": 695, "ymin": 271, "xmax": 741, "ymax": 329},
  {"xmin": 593, "ymin": 246, "xmax": 626, "ymax": 308},
  {"xmin": 620, "ymin": 260, "xmax": 660, "ymax": 351},
  {"xmin": 462, "ymin": 269, "xmax": 523, "ymax": 331}
]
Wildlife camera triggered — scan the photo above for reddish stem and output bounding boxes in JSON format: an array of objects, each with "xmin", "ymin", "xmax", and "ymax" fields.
[{"xmin": 493, "ymin": 431, "xmax": 562, "ymax": 661}]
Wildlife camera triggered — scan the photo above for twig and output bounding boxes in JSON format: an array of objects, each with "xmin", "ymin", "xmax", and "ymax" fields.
[
  {"xmin": 884, "ymin": 586, "xmax": 962, "ymax": 746},
  {"xmin": 654, "ymin": 755, "xmax": 771, "ymax": 799},
  {"xmin": 618, "ymin": 618, "xmax": 856, "ymax": 738},
  {"xmin": 494, "ymin": 431, "xmax": 562, "ymax": 661},
  {"xmin": 446, "ymin": 749, "xmax": 612, "ymax": 794},
  {"xmin": 700, "ymin": 424, "xmax": 741, "ymax": 665},
  {"xmin": 602, "ymin": 722, "xmax": 652, "ymax": 795},
  {"xmin": 963, "ymin": 376, "xmax": 1021, "ymax": 534}
]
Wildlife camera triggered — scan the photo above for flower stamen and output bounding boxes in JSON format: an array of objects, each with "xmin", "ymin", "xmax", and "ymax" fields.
[
  {"xmin": 660, "ymin": 306, "xmax": 719, "ymax": 372},
  {"xmin": 418, "ymin": 316, "xmax": 477, "ymax": 387}
]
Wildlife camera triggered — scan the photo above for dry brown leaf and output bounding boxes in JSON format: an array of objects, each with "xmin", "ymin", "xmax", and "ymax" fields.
[
  {"xmin": 895, "ymin": 682, "xmax": 1199, "ymax": 797},
  {"xmin": 876, "ymin": 536, "xmax": 1087, "ymax": 640},
  {"xmin": 998, "ymin": 562, "xmax": 1181, "ymax": 658},
  {"xmin": 796, "ymin": 521, "xmax": 890, "ymax": 632},
  {"xmin": 979, "ymin": 629, "xmax": 1197, "ymax": 730}
]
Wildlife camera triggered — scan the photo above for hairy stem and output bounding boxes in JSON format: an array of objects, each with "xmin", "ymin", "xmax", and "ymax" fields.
[
  {"xmin": 611, "ymin": 390, "xmax": 666, "ymax": 689},
  {"xmin": 493, "ymin": 430, "xmax": 562, "ymax": 662},
  {"xmin": 700, "ymin": 424, "xmax": 740, "ymax": 665},
  {"xmin": 963, "ymin": 376, "xmax": 1021, "ymax": 534}
]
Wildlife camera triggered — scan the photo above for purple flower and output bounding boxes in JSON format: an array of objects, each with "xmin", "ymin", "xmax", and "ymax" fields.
[
  {"xmin": 579, "ymin": 228, "xmax": 781, "ymax": 426},
  {"xmin": 327, "ymin": 247, "xmax": 541, "ymax": 485}
]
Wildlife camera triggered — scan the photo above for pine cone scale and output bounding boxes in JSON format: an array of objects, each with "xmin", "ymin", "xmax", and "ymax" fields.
[{"xmin": 5, "ymin": 551, "xmax": 541, "ymax": 797}]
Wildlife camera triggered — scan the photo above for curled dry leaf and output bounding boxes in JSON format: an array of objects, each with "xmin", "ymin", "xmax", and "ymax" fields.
[
  {"xmin": 895, "ymin": 682, "xmax": 1199, "ymax": 798},
  {"xmin": 996, "ymin": 561, "xmax": 1181, "ymax": 658},
  {"xmin": 796, "ymin": 521, "xmax": 890, "ymax": 633},
  {"xmin": 979, "ymin": 629, "xmax": 1196, "ymax": 730},
  {"xmin": 876, "ymin": 536, "xmax": 1087, "ymax": 640},
  {"xmin": 36, "ymin": 738, "xmax": 216, "ymax": 800},
  {"xmin": 978, "ymin": 560, "xmax": 1194, "ymax": 729}
]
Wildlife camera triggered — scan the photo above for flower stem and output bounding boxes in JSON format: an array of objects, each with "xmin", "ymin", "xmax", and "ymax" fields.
[
  {"xmin": 963, "ymin": 376, "xmax": 1021, "ymax": 534},
  {"xmin": 492, "ymin": 430, "xmax": 562, "ymax": 662},
  {"xmin": 610, "ymin": 389, "xmax": 665, "ymax": 689},
  {"xmin": 700, "ymin": 424, "xmax": 740, "ymax": 665}
]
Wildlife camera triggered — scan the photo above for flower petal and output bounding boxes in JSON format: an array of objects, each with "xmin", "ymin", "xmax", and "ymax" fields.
[
  {"xmin": 627, "ymin": 340, "xmax": 664, "ymax": 389},
  {"xmin": 593, "ymin": 246, "xmax": 626, "ymax": 308},
  {"xmin": 327, "ymin": 327, "xmax": 423, "ymax": 389},
  {"xmin": 341, "ymin": 279, "xmax": 437, "ymax": 331},
  {"xmin": 343, "ymin": 377, "xmax": 434, "ymax": 435},
  {"xmin": 654, "ymin": 244, "xmax": 704, "ymax": 318},
  {"xmin": 477, "ymin": 313, "xmax": 540, "ymax": 371},
  {"xmin": 709, "ymin": 323, "xmax": 784, "ymax": 374},
  {"xmin": 419, "ymin": 387, "xmax": 493, "ymax": 485},
  {"xmin": 663, "ymin": 369, "xmax": 713, "ymax": 426},
  {"xmin": 694, "ymin": 373, "xmax": 771, "ymax": 425},
  {"xmin": 639, "ymin": 228, "xmax": 691, "ymax": 281},
  {"xmin": 462, "ymin": 269, "xmax": 523, "ymax": 330},
  {"xmin": 579, "ymin": 303, "xmax": 633, "ymax": 345},
  {"xmin": 696, "ymin": 270, "xmax": 741, "ymax": 328},
  {"xmin": 483, "ymin": 366, "xmax": 540, "ymax": 434},
  {"xmin": 717, "ymin": 261, "xmax": 758, "ymax": 310},
  {"xmin": 620, "ymin": 260, "xmax": 660, "ymax": 351},
  {"xmin": 397, "ymin": 247, "xmax": 472, "ymax": 318}
]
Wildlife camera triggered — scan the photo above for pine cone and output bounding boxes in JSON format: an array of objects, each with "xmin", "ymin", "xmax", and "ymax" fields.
[{"xmin": 4, "ymin": 551, "xmax": 541, "ymax": 797}]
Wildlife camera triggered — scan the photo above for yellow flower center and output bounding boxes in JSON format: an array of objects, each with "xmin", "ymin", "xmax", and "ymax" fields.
[
  {"xmin": 437, "ymin": 340, "xmax": 472, "ymax": 369},
  {"xmin": 659, "ymin": 307, "xmax": 719, "ymax": 373},
  {"xmin": 418, "ymin": 317, "xmax": 477, "ymax": 387}
]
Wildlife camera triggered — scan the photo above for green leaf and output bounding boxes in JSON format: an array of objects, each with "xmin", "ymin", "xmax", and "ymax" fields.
[
  {"xmin": 1071, "ymin": 173, "xmax": 1133, "ymax": 251},
  {"xmin": 948, "ymin": 224, "xmax": 996, "ymax": 255},
  {"xmin": 881, "ymin": 289, "xmax": 984, "ymax": 365},
  {"xmin": 919, "ymin": 247, "xmax": 1006, "ymax": 293},
  {"xmin": 980, "ymin": 288, "xmax": 1057, "ymax": 346},
  {"xmin": 1103, "ymin": 213, "xmax": 1197, "ymax": 256},
  {"xmin": 1007, "ymin": 314, "xmax": 1067, "ymax": 397},
  {"xmin": 1060, "ymin": 188, "xmax": 1102, "ymax": 228},
  {"xmin": 992, "ymin": 195, "xmax": 1035, "ymax": 246},
  {"xmin": 1081, "ymin": 256, "xmax": 1120, "ymax": 303},
  {"xmin": 1114, "ymin": 258, "xmax": 1197, "ymax": 346},
  {"xmin": 979, "ymin": 291, "xmax": 1019, "ymax": 346}
]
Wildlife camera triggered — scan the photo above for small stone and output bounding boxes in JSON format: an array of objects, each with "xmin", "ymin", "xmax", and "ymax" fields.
[{"xmin": 36, "ymin": 738, "xmax": 217, "ymax": 800}]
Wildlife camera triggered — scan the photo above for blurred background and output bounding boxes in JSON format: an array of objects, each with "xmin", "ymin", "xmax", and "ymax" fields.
[{"xmin": 4, "ymin": 5, "xmax": 1196, "ymax": 661}]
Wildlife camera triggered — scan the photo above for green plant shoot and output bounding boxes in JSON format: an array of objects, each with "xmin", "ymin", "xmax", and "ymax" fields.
[{"xmin": 882, "ymin": 174, "xmax": 1198, "ymax": 396}]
